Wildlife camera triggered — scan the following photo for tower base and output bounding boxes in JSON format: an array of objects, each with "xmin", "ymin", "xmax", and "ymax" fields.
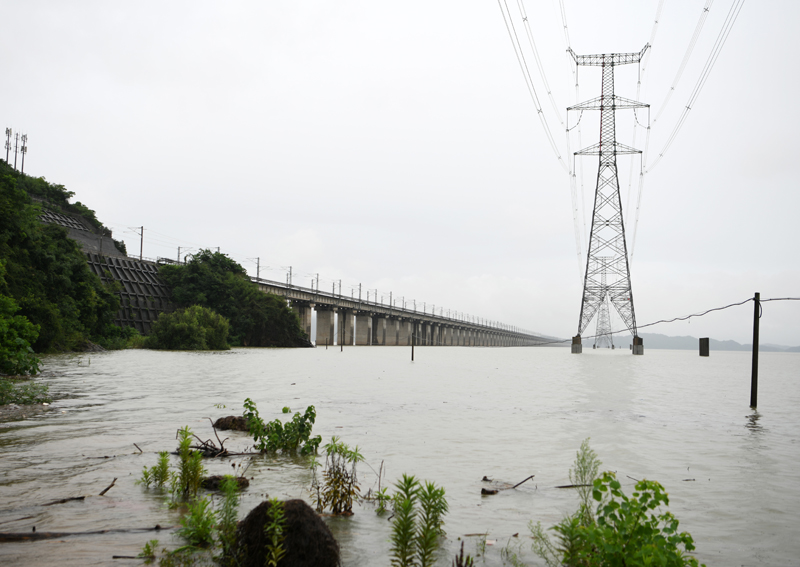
[
  {"xmin": 632, "ymin": 335, "xmax": 644, "ymax": 355},
  {"xmin": 571, "ymin": 335, "xmax": 582, "ymax": 354}
]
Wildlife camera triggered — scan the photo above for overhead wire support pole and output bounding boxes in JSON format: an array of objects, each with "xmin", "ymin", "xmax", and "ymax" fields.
[{"xmin": 568, "ymin": 44, "xmax": 649, "ymax": 355}]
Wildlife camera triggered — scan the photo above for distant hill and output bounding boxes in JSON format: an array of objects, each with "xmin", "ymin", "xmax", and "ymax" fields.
[{"xmin": 639, "ymin": 333, "xmax": 799, "ymax": 352}]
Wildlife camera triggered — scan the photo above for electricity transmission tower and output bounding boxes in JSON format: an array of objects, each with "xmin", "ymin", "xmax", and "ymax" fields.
[
  {"xmin": 593, "ymin": 258, "xmax": 614, "ymax": 349},
  {"xmin": 568, "ymin": 45, "xmax": 649, "ymax": 355}
]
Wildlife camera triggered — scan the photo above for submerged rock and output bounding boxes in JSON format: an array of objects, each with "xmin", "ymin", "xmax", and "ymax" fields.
[
  {"xmin": 201, "ymin": 475, "xmax": 249, "ymax": 491},
  {"xmin": 233, "ymin": 499, "xmax": 340, "ymax": 567},
  {"xmin": 213, "ymin": 415, "xmax": 249, "ymax": 431}
]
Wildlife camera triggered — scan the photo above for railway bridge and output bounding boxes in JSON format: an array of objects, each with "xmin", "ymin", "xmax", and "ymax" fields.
[{"xmin": 254, "ymin": 277, "xmax": 546, "ymax": 347}]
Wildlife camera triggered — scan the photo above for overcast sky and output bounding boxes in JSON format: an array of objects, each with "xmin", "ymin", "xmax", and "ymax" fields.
[{"xmin": 3, "ymin": 0, "xmax": 799, "ymax": 345}]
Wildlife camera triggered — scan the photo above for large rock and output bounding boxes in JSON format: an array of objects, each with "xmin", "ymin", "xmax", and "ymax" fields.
[
  {"xmin": 234, "ymin": 499, "xmax": 340, "ymax": 567},
  {"xmin": 213, "ymin": 415, "xmax": 249, "ymax": 431}
]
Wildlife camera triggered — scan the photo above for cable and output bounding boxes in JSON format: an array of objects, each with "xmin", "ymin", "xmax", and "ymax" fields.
[
  {"xmin": 516, "ymin": 0, "xmax": 565, "ymax": 125},
  {"xmin": 648, "ymin": 0, "xmax": 745, "ymax": 172},
  {"xmin": 496, "ymin": 0, "xmax": 568, "ymax": 172},
  {"xmin": 653, "ymin": 0, "xmax": 715, "ymax": 124}
]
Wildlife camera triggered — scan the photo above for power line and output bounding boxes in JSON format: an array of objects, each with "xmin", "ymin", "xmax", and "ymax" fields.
[
  {"xmin": 496, "ymin": 0, "xmax": 568, "ymax": 172},
  {"xmin": 647, "ymin": 0, "xmax": 746, "ymax": 172}
]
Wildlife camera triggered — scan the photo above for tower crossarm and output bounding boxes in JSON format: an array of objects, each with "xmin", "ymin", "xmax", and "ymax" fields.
[
  {"xmin": 567, "ymin": 44, "xmax": 649, "ymax": 67},
  {"xmin": 568, "ymin": 95, "xmax": 648, "ymax": 112},
  {"xmin": 575, "ymin": 142, "xmax": 641, "ymax": 156}
]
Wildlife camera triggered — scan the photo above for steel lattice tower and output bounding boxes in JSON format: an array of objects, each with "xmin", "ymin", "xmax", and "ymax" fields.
[
  {"xmin": 568, "ymin": 45, "xmax": 649, "ymax": 355},
  {"xmin": 593, "ymin": 258, "xmax": 614, "ymax": 349}
]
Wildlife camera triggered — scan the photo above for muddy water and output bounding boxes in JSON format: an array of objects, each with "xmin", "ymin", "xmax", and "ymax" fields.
[{"xmin": 1, "ymin": 346, "xmax": 798, "ymax": 566}]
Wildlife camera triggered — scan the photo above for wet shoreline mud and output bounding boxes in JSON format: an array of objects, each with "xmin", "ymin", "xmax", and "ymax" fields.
[{"xmin": 0, "ymin": 403, "xmax": 53, "ymax": 422}]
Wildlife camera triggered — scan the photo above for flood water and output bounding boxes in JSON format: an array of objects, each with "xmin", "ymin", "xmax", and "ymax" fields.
[{"xmin": 1, "ymin": 346, "xmax": 798, "ymax": 566}]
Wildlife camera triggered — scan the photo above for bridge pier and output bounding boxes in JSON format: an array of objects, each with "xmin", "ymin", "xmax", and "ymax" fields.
[
  {"xmin": 398, "ymin": 319, "xmax": 411, "ymax": 345},
  {"xmin": 356, "ymin": 312, "xmax": 372, "ymax": 345},
  {"xmin": 292, "ymin": 302, "xmax": 314, "ymax": 340},
  {"xmin": 340, "ymin": 309, "xmax": 355, "ymax": 346},
  {"xmin": 315, "ymin": 307, "xmax": 335, "ymax": 346},
  {"xmin": 373, "ymin": 316, "xmax": 386, "ymax": 345}
]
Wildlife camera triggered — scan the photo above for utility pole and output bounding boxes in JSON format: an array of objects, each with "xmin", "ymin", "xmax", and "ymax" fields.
[
  {"xmin": 568, "ymin": 44, "xmax": 649, "ymax": 355},
  {"xmin": 256, "ymin": 258, "xmax": 260, "ymax": 279},
  {"xmin": 4, "ymin": 128, "xmax": 10, "ymax": 162},
  {"xmin": 140, "ymin": 226, "xmax": 144, "ymax": 260},
  {"xmin": 316, "ymin": 273, "xmax": 319, "ymax": 292},
  {"xmin": 13, "ymin": 132, "xmax": 19, "ymax": 170},
  {"xmin": 177, "ymin": 246, "xmax": 181, "ymax": 263},
  {"xmin": 20, "ymin": 134, "xmax": 27, "ymax": 173}
]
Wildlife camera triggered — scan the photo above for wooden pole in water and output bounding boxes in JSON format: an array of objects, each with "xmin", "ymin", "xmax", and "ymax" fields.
[
  {"xmin": 412, "ymin": 330, "xmax": 415, "ymax": 362},
  {"xmin": 750, "ymin": 292, "xmax": 760, "ymax": 408}
]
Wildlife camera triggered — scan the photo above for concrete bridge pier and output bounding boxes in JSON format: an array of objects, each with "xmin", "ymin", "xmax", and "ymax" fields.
[
  {"xmin": 372, "ymin": 316, "xmax": 387, "ymax": 345},
  {"xmin": 398, "ymin": 319, "xmax": 411, "ymax": 345},
  {"xmin": 356, "ymin": 312, "xmax": 372, "ymax": 345},
  {"xmin": 340, "ymin": 309, "xmax": 355, "ymax": 346},
  {"xmin": 385, "ymin": 317, "xmax": 398, "ymax": 345},
  {"xmin": 292, "ymin": 302, "xmax": 314, "ymax": 340},
  {"xmin": 315, "ymin": 307, "xmax": 335, "ymax": 347}
]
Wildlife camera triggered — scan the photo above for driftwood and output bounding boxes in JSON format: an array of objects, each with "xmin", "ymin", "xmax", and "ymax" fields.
[
  {"xmin": 42, "ymin": 496, "xmax": 85, "ymax": 507},
  {"xmin": 99, "ymin": 478, "xmax": 117, "ymax": 496},
  {"xmin": 0, "ymin": 525, "xmax": 174, "ymax": 543},
  {"xmin": 554, "ymin": 484, "xmax": 592, "ymax": 489},
  {"xmin": 481, "ymin": 474, "xmax": 535, "ymax": 494}
]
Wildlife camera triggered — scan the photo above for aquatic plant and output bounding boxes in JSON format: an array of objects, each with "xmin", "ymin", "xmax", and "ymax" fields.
[
  {"xmin": 390, "ymin": 474, "xmax": 449, "ymax": 567},
  {"xmin": 453, "ymin": 541, "xmax": 475, "ymax": 567},
  {"xmin": 0, "ymin": 377, "xmax": 50, "ymax": 405},
  {"xmin": 138, "ymin": 451, "xmax": 171, "ymax": 489},
  {"xmin": 570, "ymin": 438, "xmax": 601, "ymax": 525},
  {"xmin": 316, "ymin": 436, "xmax": 363, "ymax": 515},
  {"xmin": 530, "ymin": 441, "xmax": 705, "ymax": 567},
  {"xmin": 215, "ymin": 475, "xmax": 240, "ymax": 564},
  {"xmin": 176, "ymin": 497, "xmax": 216, "ymax": 548},
  {"xmin": 263, "ymin": 497, "xmax": 287, "ymax": 567},
  {"xmin": 137, "ymin": 539, "xmax": 159, "ymax": 563},
  {"xmin": 242, "ymin": 398, "xmax": 321, "ymax": 455},
  {"xmin": 169, "ymin": 427, "xmax": 206, "ymax": 503}
]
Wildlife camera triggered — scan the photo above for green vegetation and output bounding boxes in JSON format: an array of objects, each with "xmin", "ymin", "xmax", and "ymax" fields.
[
  {"xmin": 216, "ymin": 476, "xmax": 240, "ymax": 564},
  {"xmin": 263, "ymin": 497, "xmax": 287, "ymax": 567},
  {"xmin": 312, "ymin": 436, "xmax": 364, "ymax": 515},
  {"xmin": 145, "ymin": 305, "xmax": 230, "ymax": 351},
  {"xmin": 0, "ymin": 159, "xmax": 122, "ymax": 354},
  {"xmin": 390, "ymin": 474, "xmax": 449, "ymax": 567},
  {"xmin": 0, "ymin": 376, "xmax": 52, "ymax": 405},
  {"xmin": 531, "ymin": 440, "xmax": 704, "ymax": 567},
  {"xmin": 0, "ymin": 261, "xmax": 41, "ymax": 375},
  {"xmin": 138, "ymin": 451, "xmax": 171, "ymax": 489},
  {"xmin": 159, "ymin": 249, "xmax": 308, "ymax": 347},
  {"xmin": 176, "ymin": 497, "xmax": 216, "ymax": 548},
  {"xmin": 242, "ymin": 398, "xmax": 321, "ymax": 455}
]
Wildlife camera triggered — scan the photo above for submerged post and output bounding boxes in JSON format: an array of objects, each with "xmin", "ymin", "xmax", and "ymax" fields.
[
  {"xmin": 412, "ymin": 331, "xmax": 415, "ymax": 362},
  {"xmin": 750, "ymin": 292, "xmax": 760, "ymax": 408},
  {"xmin": 699, "ymin": 337, "xmax": 709, "ymax": 357}
]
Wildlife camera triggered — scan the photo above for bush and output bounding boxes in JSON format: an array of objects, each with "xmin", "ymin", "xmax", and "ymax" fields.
[
  {"xmin": 243, "ymin": 399, "xmax": 321, "ymax": 455},
  {"xmin": 159, "ymin": 250, "xmax": 308, "ymax": 347},
  {"xmin": 145, "ymin": 305, "xmax": 230, "ymax": 350},
  {"xmin": 0, "ymin": 377, "xmax": 52, "ymax": 405},
  {"xmin": 0, "ymin": 293, "xmax": 41, "ymax": 375},
  {"xmin": 531, "ymin": 440, "xmax": 704, "ymax": 567}
]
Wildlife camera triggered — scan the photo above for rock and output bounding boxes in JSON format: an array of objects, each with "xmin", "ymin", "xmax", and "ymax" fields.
[
  {"xmin": 201, "ymin": 475, "xmax": 249, "ymax": 491},
  {"xmin": 213, "ymin": 415, "xmax": 249, "ymax": 431},
  {"xmin": 481, "ymin": 488, "xmax": 498, "ymax": 495},
  {"xmin": 233, "ymin": 499, "xmax": 340, "ymax": 567}
]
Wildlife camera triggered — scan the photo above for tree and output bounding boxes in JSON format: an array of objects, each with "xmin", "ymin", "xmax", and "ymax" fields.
[
  {"xmin": 145, "ymin": 305, "xmax": 230, "ymax": 350},
  {"xmin": 159, "ymin": 250, "xmax": 308, "ymax": 347}
]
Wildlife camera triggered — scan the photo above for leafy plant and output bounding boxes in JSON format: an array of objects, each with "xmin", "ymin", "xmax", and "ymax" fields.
[
  {"xmin": 145, "ymin": 305, "xmax": 230, "ymax": 351},
  {"xmin": 138, "ymin": 451, "xmax": 171, "ymax": 489},
  {"xmin": 374, "ymin": 487, "xmax": 392, "ymax": 514},
  {"xmin": 176, "ymin": 497, "xmax": 216, "ymax": 548},
  {"xmin": 170, "ymin": 427, "xmax": 206, "ymax": 503},
  {"xmin": 263, "ymin": 498, "xmax": 287, "ymax": 567},
  {"xmin": 316, "ymin": 436, "xmax": 363, "ymax": 515},
  {"xmin": 243, "ymin": 398, "xmax": 321, "ymax": 455},
  {"xmin": 531, "ymin": 441, "xmax": 705, "ymax": 567},
  {"xmin": 0, "ymin": 377, "xmax": 51, "ymax": 405},
  {"xmin": 453, "ymin": 541, "xmax": 475, "ymax": 567},
  {"xmin": 390, "ymin": 474, "xmax": 449, "ymax": 567},
  {"xmin": 216, "ymin": 475, "xmax": 240, "ymax": 563},
  {"xmin": 138, "ymin": 539, "xmax": 159, "ymax": 563},
  {"xmin": 570, "ymin": 438, "xmax": 601, "ymax": 525}
]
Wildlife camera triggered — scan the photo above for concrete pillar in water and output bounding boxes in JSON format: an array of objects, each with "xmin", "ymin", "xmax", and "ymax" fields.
[
  {"xmin": 373, "ymin": 316, "xmax": 388, "ymax": 346},
  {"xmin": 341, "ymin": 309, "xmax": 355, "ymax": 346},
  {"xmin": 384, "ymin": 318, "xmax": 398, "ymax": 346},
  {"xmin": 292, "ymin": 302, "xmax": 314, "ymax": 340},
  {"xmin": 398, "ymin": 319, "xmax": 411, "ymax": 345},
  {"xmin": 356, "ymin": 312, "xmax": 373, "ymax": 345},
  {"xmin": 315, "ymin": 308, "xmax": 335, "ymax": 347},
  {"xmin": 699, "ymin": 337, "xmax": 709, "ymax": 357},
  {"xmin": 632, "ymin": 335, "xmax": 644, "ymax": 355},
  {"xmin": 571, "ymin": 334, "xmax": 582, "ymax": 354}
]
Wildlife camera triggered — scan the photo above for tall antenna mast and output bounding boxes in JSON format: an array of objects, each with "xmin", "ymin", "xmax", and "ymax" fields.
[{"xmin": 568, "ymin": 45, "xmax": 649, "ymax": 355}]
